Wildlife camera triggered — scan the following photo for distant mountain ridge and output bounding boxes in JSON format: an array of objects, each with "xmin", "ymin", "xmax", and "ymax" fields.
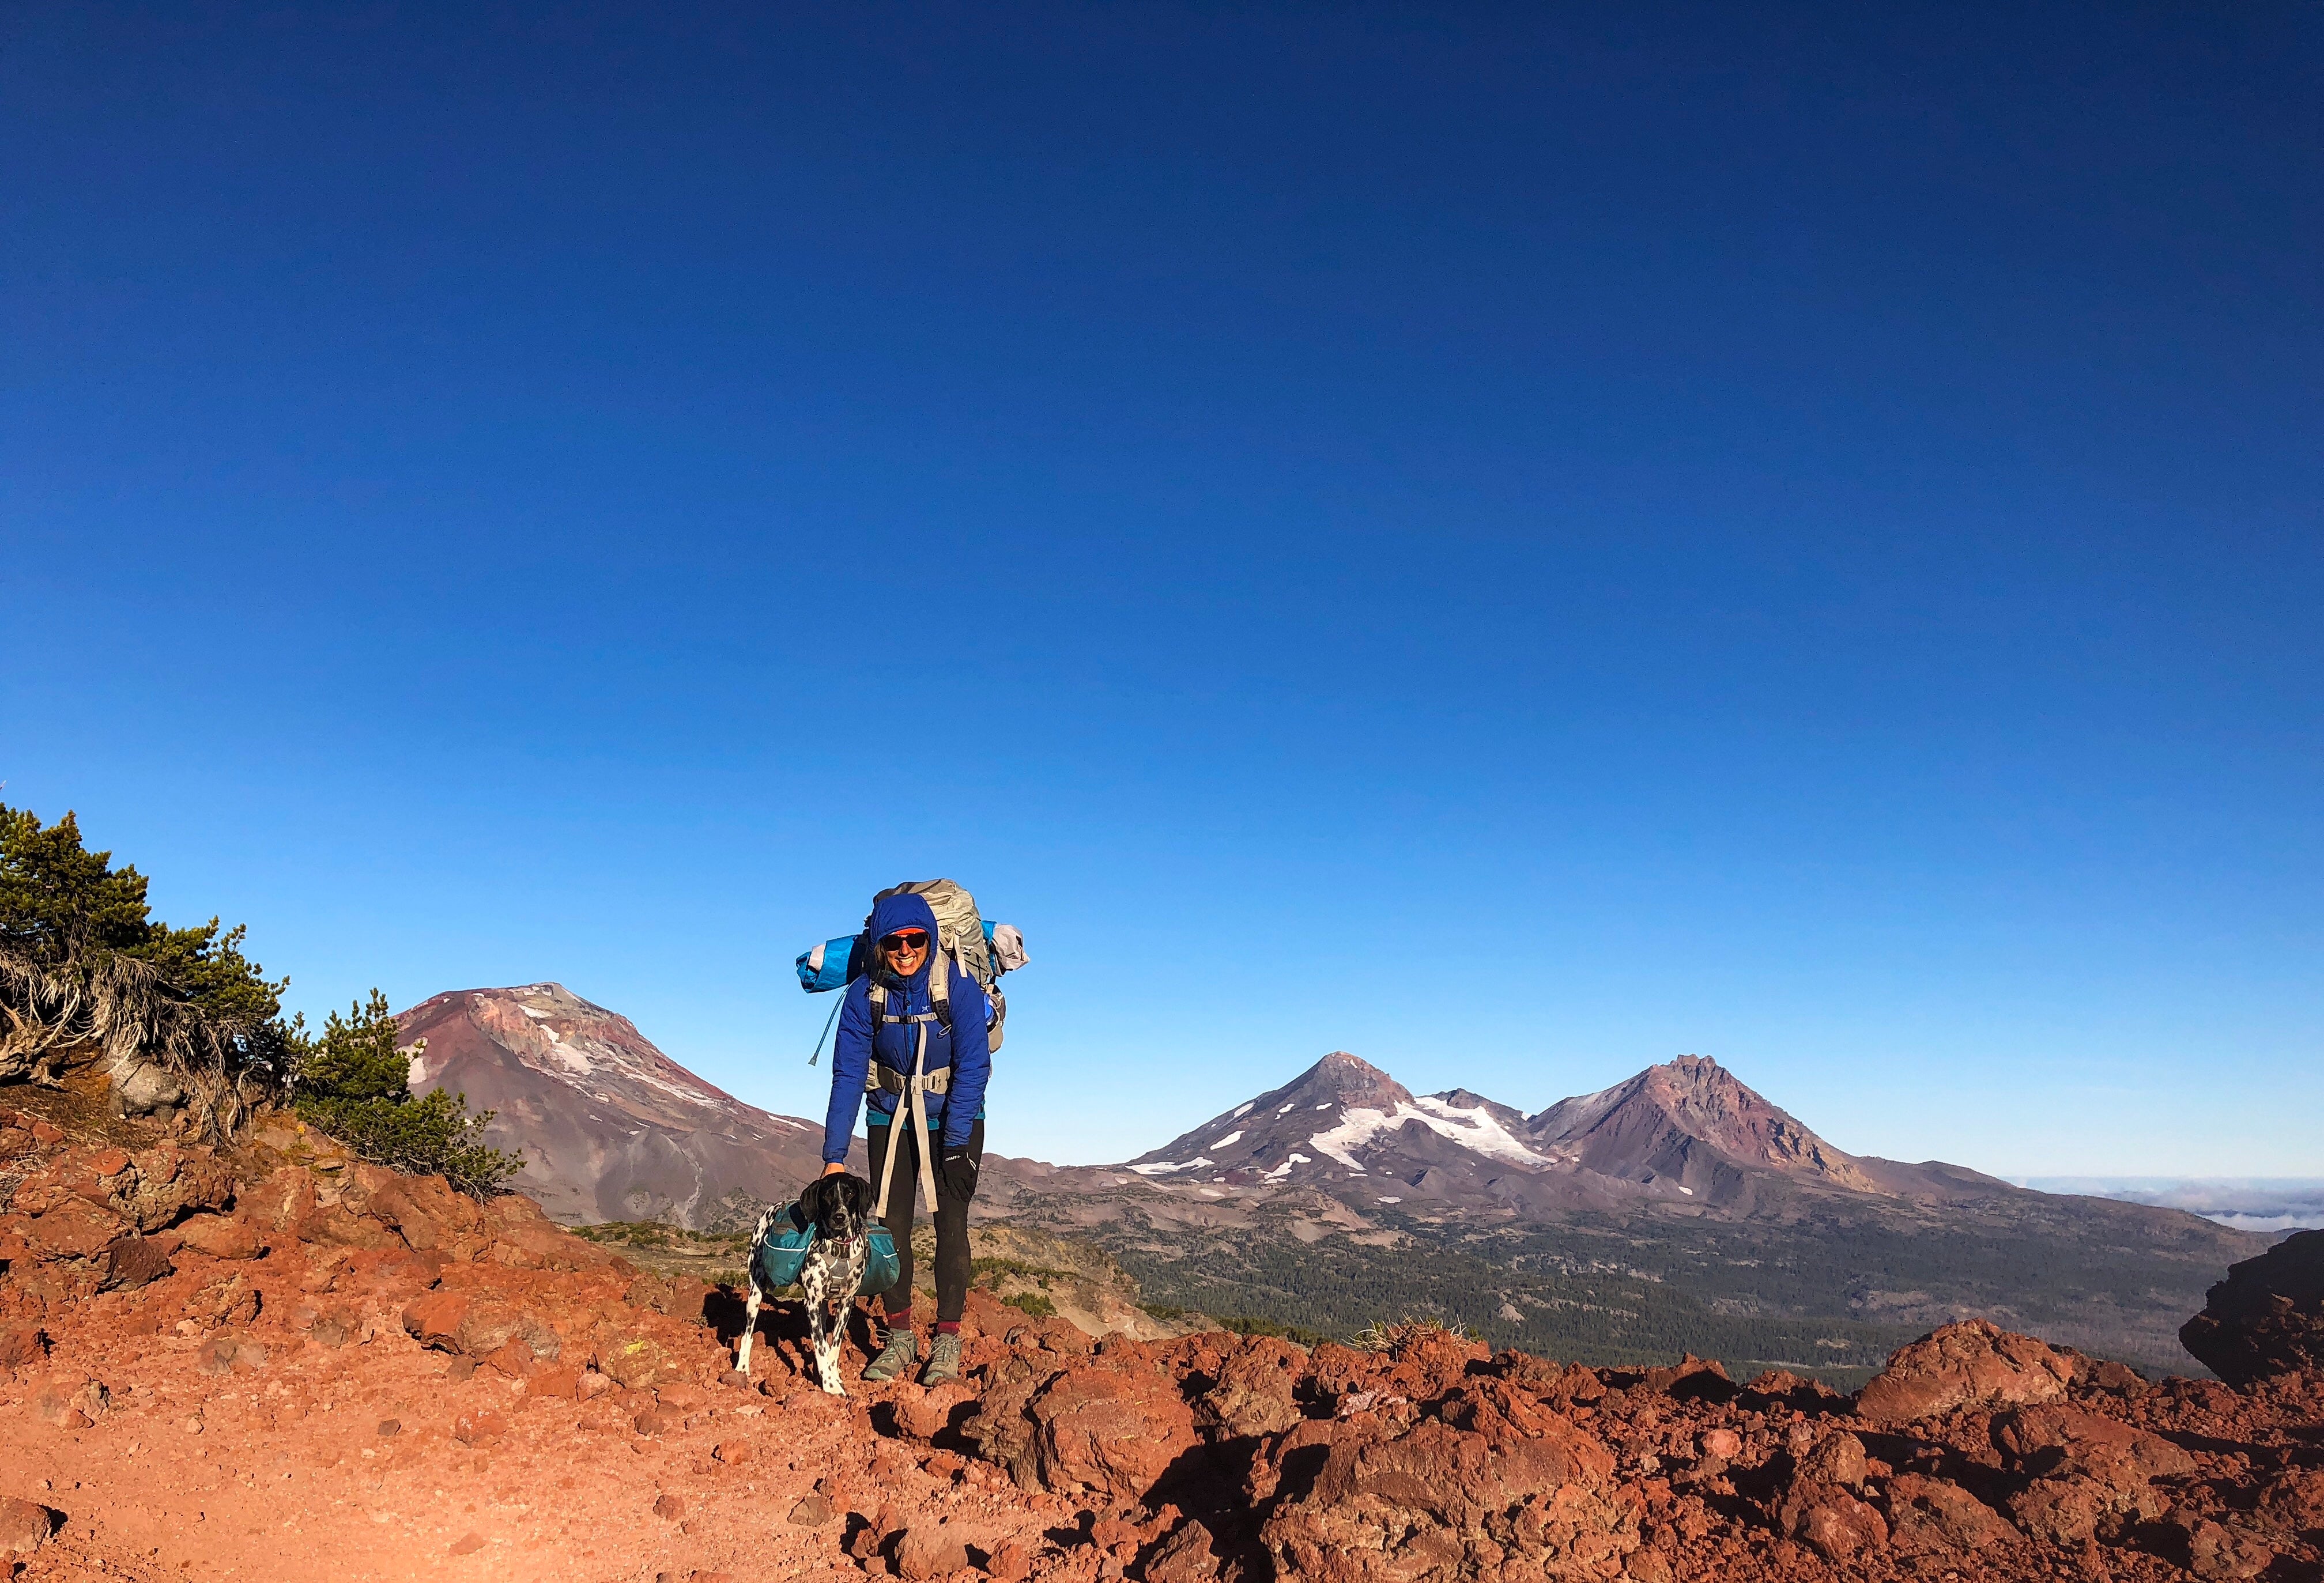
[
  {"xmin": 1119, "ymin": 1048, "xmax": 1982, "ymax": 1216},
  {"xmin": 393, "ymin": 984, "xmax": 2268, "ymax": 1375}
]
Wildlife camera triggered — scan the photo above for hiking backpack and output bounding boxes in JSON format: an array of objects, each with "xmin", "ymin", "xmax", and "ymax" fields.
[{"xmin": 794, "ymin": 878, "xmax": 1027, "ymax": 1052}]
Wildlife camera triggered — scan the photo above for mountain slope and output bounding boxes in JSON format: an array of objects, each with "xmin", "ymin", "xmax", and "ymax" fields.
[{"xmin": 397, "ymin": 983, "xmax": 847, "ymax": 1228}]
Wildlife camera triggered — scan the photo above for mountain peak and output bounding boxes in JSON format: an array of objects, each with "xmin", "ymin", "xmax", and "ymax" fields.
[
  {"xmin": 1530, "ymin": 1053, "xmax": 1877, "ymax": 1196},
  {"xmin": 395, "ymin": 984, "xmax": 830, "ymax": 1227},
  {"xmin": 1295, "ymin": 1051, "xmax": 1411, "ymax": 1105}
]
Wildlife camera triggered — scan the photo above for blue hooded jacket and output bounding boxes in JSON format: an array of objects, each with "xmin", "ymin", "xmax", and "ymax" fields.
[{"xmin": 821, "ymin": 891, "xmax": 992, "ymax": 1163}]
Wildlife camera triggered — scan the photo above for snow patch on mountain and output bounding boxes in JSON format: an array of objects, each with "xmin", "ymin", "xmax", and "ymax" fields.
[
  {"xmin": 1130, "ymin": 1157, "xmax": 1215, "ymax": 1177},
  {"xmin": 1310, "ymin": 1098, "xmax": 1553, "ymax": 1172}
]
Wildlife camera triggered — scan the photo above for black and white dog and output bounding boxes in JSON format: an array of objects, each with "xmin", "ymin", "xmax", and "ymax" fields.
[{"xmin": 738, "ymin": 1172, "xmax": 877, "ymax": 1395}]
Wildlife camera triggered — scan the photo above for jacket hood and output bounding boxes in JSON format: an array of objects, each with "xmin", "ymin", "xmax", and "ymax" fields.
[{"xmin": 865, "ymin": 892, "xmax": 943, "ymax": 985}]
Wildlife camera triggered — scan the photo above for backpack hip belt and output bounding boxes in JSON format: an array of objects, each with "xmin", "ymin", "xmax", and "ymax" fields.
[{"xmin": 866, "ymin": 1063, "xmax": 952, "ymax": 1097}]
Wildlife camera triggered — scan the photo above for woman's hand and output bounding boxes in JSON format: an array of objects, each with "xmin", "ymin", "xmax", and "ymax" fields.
[{"xmin": 820, "ymin": 1161, "xmax": 848, "ymax": 1178}]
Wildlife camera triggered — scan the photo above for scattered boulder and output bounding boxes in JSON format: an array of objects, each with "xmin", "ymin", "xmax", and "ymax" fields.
[
  {"xmin": 968, "ymin": 1352, "xmax": 1202, "ymax": 1504},
  {"xmin": 1998, "ymin": 1403, "xmax": 2195, "ymax": 1543},
  {"xmin": 1259, "ymin": 1404, "xmax": 1637, "ymax": 1581},
  {"xmin": 1882, "ymin": 1473, "xmax": 2020, "ymax": 1553},
  {"xmin": 0, "ymin": 1324, "xmax": 50, "ymax": 1370},
  {"xmin": 1854, "ymin": 1317, "xmax": 2073, "ymax": 1423},
  {"xmin": 1143, "ymin": 1518, "xmax": 1223, "ymax": 1583},
  {"xmin": 2183, "ymin": 1518, "xmax": 2276, "ymax": 1581},
  {"xmin": 99, "ymin": 1233, "xmax": 172, "ymax": 1290},
  {"xmin": 1197, "ymin": 1334, "xmax": 1306, "ymax": 1438},
  {"xmin": 892, "ymin": 1522, "xmax": 969, "ymax": 1580},
  {"xmin": 0, "ymin": 1497, "xmax": 60, "ymax": 1555},
  {"xmin": 32, "ymin": 1374, "xmax": 107, "ymax": 1429},
  {"xmin": 173, "ymin": 1213, "xmax": 264, "ymax": 1261},
  {"xmin": 2179, "ymin": 1227, "xmax": 2324, "ymax": 1385}
]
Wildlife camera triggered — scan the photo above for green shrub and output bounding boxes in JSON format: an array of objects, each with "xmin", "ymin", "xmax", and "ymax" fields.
[
  {"xmin": 1004, "ymin": 1290, "xmax": 1057, "ymax": 1319},
  {"xmin": 1, "ymin": 803, "xmax": 294, "ymax": 1122},
  {"xmin": 293, "ymin": 989, "xmax": 519, "ymax": 1197}
]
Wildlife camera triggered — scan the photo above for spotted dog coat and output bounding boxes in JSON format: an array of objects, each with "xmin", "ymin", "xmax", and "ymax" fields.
[{"xmin": 738, "ymin": 1172, "xmax": 876, "ymax": 1396}]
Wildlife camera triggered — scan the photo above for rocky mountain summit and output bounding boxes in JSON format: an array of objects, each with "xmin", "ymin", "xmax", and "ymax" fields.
[
  {"xmin": 397, "ymin": 983, "xmax": 846, "ymax": 1229},
  {"xmin": 3, "ymin": 1094, "xmax": 2321, "ymax": 1581}
]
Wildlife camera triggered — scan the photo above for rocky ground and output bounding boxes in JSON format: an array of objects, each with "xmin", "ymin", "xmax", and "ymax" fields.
[{"xmin": 3, "ymin": 1098, "xmax": 2320, "ymax": 1582}]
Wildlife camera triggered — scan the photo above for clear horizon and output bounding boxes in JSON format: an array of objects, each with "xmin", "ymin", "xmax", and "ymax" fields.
[{"xmin": 6, "ymin": 4, "xmax": 2319, "ymax": 1176}]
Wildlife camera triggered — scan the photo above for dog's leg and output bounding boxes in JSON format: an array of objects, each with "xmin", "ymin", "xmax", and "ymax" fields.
[
  {"xmin": 805, "ymin": 1254, "xmax": 844, "ymax": 1396},
  {"xmin": 738, "ymin": 1208, "xmax": 773, "ymax": 1376},
  {"xmin": 740, "ymin": 1275, "xmax": 763, "ymax": 1376}
]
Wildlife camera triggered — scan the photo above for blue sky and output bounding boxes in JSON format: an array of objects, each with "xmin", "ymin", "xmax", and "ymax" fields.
[{"xmin": 5, "ymin": 3, "xmax": 2319, "ymax": 1176}]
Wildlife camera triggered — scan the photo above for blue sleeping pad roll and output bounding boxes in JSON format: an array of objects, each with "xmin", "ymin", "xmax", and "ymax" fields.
[
  {"xmin": 752, "ymin": 1200, "xmax": 899, "ymax": 1297},
  {"xmin": 795, "ymin": 934, "xmax": 865, "ymax": 993}
]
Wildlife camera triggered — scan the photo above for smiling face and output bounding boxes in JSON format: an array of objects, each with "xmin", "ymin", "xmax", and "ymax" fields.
[{"xmin": 881, "ymin": 929, "xmax": 929, "ymax": 978}]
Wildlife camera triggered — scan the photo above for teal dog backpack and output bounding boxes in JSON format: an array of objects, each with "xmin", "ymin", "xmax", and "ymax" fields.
[{"xmin": 750, "ymin": 1198, "xmax": 900, "ymax": 1297}]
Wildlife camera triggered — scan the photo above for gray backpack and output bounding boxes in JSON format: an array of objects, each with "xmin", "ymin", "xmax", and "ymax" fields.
[{"xmin": 865, "ymin": 879, "xmax": 1025, "ymax": 1052}]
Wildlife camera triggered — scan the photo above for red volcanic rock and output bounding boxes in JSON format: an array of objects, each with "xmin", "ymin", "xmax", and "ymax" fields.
[
  {"xmin": 110, "ymin": 1143, "xmax": 235, "ymax": 1230},
  {"xmin": 595, "ymin": 1331, "xmax": 686, "ymax": 1391},
  {"xmin": 1995, "ymin": 1403, "xmax": 2195, "ymax": 1544},
  {"xmin": 0, "ymin": 1324, "xmax": 50, "ymax": 1369},
  {"xmin": 402, "ymin": 1290, "xmax": 471, "ymax": 1352},
  {"xmin": 0, "ymin": 1497, "xmax": 59, "ymax": 1555},
  {"xmin": 1142, "ymin": 1519, "xmax": 1221, "ymax": 1583},
  {"xmin": 1882, "ymin": 1473, "xmax": 2020, "ymax": 1553},
  {"xmin": 1259, "ymin": 1406, "xmax": 1635, "ymax": 1582},
  {"xmin": 2184, "ymin": 1519, "xmax": 2276, "ymax": 1581},
  {"xmin": 891, "ymin": 1381, "xmax": 973, "ymax": 1442},
  {"xmin": 454, "ymin": 1297, "xmax": 561, "ymax": 1363},
  {"xmin": 1854, "ymin": 1317, "xmax": 2073, "ymax": 1423},
  {"xmin": 22, "ymin": 1199, "xmax": 123, "ymax": 1259},
  {"xmin": 346, "ymin": 1165, "xmax": 486, "ymax": 1257},
  {"xmin": 98, "ymin": 1234, "xmax": 171, "ymax": 1290},
  {"xmin": 1197, "ymin": 1334, "xmax": 1306, "ymax": 1438},
  {"xmin": 1027, "ymin": 1358, "xmax": 1201, "ymax": 1504},
  {"xmin": 968, "ymin": 1350, "xmax": 1201, "ymax": 1503},
  {"xmin": 2257, "ymin": 1468, "xmax": 2324, "ymax": 1537},
  {"xmin": 892, "ymin": 1523, "xmax": 970, "ymax": 1580},
  {"xmin": 451, "ymin": 1408, "xmax": 510, "ymax": 1446},
  {"xmin": 32, "ymin": 1374, "xmax": 107, "ymax": 1428},
  {"xmin": 2180, "ymin": 1227, "xmax": 2324, "ymax": 1385},
  {"xmin": 173, "ymin": 1213, "xmax": 263, "ymax": 1260}
]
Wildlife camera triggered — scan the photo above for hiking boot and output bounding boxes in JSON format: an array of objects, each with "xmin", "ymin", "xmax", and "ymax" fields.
[
  {"xmin": 920, "ymin": 1331, "xmax": 963, "ymax": 1386},
  {"xmin": 862, "ymin": 1328, "xmax": 919, "ymax": 1383}
]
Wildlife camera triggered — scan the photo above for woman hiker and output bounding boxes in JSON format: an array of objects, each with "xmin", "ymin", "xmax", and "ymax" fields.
[{"xmin": 820, "ymin": 891, "xmax": 992, "ymax": 1385}]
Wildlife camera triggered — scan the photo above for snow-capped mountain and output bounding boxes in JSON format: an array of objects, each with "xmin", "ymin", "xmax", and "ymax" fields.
[
  {"xmin": 1119, "ymin": 1049, "xmax": 1970, "ymax": 1214},
  {"xmin": 397, "ymin": 983, "xmax": 846, "ymax": 1229}
]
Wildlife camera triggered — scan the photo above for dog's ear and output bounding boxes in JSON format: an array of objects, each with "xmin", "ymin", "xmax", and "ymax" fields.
[
  {"xmin": 840, "ymin": 1175, "xmax": 875, "ymax": 1219},
  {"xmin": 799, "ymin": 1176, "xmax": 834, "ymax": 1223}
]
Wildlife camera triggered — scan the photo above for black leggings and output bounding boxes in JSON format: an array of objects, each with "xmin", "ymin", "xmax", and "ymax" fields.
[{"xmin": 865, "ymin": 1117, "xmax": 983, "ymax": 1325}]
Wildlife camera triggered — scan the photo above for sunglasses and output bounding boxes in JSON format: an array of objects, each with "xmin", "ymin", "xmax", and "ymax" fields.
[{"xmin": 880, "ymin": 930, "xmax": 930, "ymax": 952}]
